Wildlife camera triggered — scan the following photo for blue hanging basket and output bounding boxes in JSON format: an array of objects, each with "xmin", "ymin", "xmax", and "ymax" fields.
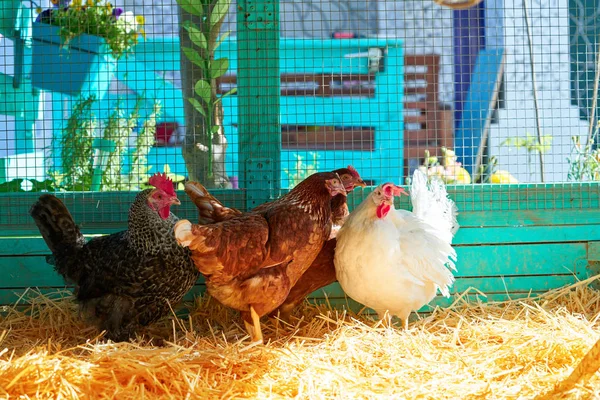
[{"xmin": 30, "ymin": 22, "xmax": 117, "ymax": 97}]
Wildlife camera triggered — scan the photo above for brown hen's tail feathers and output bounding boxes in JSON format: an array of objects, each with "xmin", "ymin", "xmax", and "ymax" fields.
[
  {"xmin": 29, "ymin": 194, "xmax": 85, "ymax": 278},
  {"xmin": 185, "ymin": 181, "xmax": 242, "ymax": 224}
]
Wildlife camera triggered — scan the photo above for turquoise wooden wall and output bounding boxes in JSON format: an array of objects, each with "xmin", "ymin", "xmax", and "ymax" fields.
[{"xmin": 1, "ymin": 182, "xmax": 598, "ymax": 312}]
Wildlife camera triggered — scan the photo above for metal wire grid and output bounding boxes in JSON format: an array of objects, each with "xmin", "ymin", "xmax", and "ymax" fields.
[{"xmin": 0, "ymin": 0, "xmax": 598, "ymax": 226}]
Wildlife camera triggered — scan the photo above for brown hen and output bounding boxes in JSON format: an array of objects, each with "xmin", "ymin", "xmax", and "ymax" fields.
[
  {"xmin": 174, "ymin": 172, "xmax": 347, "ymax": 343},
  {"xmin": 184, "ymin": 167, "xmax": 366, "ymax": 320}
]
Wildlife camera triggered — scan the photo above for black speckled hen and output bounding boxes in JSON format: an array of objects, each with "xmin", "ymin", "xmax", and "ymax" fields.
[{"xmin": 29, "ymin": 173, "xmax": 199, "ymax": 341}]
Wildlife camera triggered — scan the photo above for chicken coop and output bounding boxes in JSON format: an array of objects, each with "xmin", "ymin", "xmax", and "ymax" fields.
[{"xmin": 0, "ymin": 0, "xmax": 600, "ymax": 396}]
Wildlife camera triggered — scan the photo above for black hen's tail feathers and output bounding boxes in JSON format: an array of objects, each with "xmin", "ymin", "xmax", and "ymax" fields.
[{"xmin": 29, "ymin": 194, "xmax": 85, "ymax": 279}]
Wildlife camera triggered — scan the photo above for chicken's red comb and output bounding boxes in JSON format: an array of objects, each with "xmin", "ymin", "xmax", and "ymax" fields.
[
  {"xmin": 347, "ymin": 165, "xmax": 360, "ymax": 178},
  {"xmin": 148, "ymin": 173, "xmax": 176, "ymax": 196}
]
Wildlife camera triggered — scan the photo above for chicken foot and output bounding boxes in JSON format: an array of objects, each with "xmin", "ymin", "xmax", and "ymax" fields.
[
  {"xmin": 375, "ymin": 311, "xmax": 410, "ymax": 330},
  {"xmin": 242, "ymin": 306, "xmax": 264, "ymax": 344},
  {"xmin": 376, "ymin": 310, "xmax": 393, "ymax": 329}
]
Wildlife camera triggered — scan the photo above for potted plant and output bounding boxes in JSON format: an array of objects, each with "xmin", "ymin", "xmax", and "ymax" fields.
[{"xmin": 31, "ymin": 0, "xmax": 145, "ymax": 97}]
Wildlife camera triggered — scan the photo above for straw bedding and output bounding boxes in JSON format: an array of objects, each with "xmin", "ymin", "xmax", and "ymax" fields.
[{"xmin": 1, "ymin": 278, "xmax": 600, "ymax": 399}]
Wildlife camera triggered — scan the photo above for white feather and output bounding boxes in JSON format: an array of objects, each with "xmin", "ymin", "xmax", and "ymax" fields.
[{"xmin": 334, "ymin": 170, "xmax": 459, "ymax": 324}]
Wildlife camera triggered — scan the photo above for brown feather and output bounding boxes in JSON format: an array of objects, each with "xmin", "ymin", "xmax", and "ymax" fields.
[{"xmin": 177, "ymin": 172, "xmax": 340, "ymax": 322}]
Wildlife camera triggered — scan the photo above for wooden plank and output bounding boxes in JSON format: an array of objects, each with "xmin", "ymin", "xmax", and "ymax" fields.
[
  {"xmin": 0, "ymin": 254, "xmax": 207, "ymax": 288},
  {"xmin": 3, "ymin": 221, "xmax": 596, "ymax": 263},
  {"xmin": 237, "ymin": 0, "xmax": 282, "ymax": 203},
  {"xmin": 0, "ymin": 257, "xmax": 67, "ymax": 287},
  {"xmin": 3, "ymin": 200, "xmax": 599, "ymax": 237},
  {"xmin": 0, "ymin": 285, "xmax": 207, "ymax": 308},
  {"xmin": 310, "ymin": 274, "xmax": 578, "ymax": 302},
  {"xmin": 455, "ymin": 209, "xmax": 600, "ymax": 228},
  {"xmin": 454, "ymin": 225, "xmax": 600, "ymax": 245},
  {"xmin": 589, "ymin": 242, "xmax": 600, "ymax": 262},
  {"xmin": 2, "ymin": 183, "xmax": 599, "ymax": 233},
  {"xmin": 455, "ymin": 243, "xmax": 588, "ymax": 277},
  {"xmin": 0, "ymin": 189, "xmax": 247, "ymax": 234},
  {"xmin": 310, "ymin": 292, "xmax": 548, "ymax": 316},
  {"xmin": 1, "ymin": 240, "xmax": 586, "ymax": 305}
]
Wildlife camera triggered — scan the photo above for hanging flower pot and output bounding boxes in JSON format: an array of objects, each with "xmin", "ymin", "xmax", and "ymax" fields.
[
  {"xmin": 29, "ymin": 0, "xmax": 145, "ymax": 97},
  {"xmin": 31, "ymin": 22, "xmax": 117, "ymax": 97}
]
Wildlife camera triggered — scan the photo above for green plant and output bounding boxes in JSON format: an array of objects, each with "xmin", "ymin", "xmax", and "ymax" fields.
[
  {"xmin": 38, "ymin": 0, "xmax": 145, "ymax": 59},
  {"xmin": 567, "ymin": 134, "xmax": 600, "ymax": 182},
  {"xmin": 177, "ymin": 0, "xmax": 236, "ymax": 180},
  {"xmin": 101, "ymin": 99, "xmax": 141, "ymax": 191},
  {"xmin": 49, "ymin": 96, "xmax": 161, "ymax": 192},
  {"xmin": 125, "ymin": 102, "xmax": 162, "ymax": 190},
  {"xmin": 501, "ymin": 133, "xmax": 552, "ymax": 179},
  {"xmin": 284, "ymin": 153, "xmax": 319, "ymax": 188},
  {"xmin": 53, "ymin": 95, "xmax": 97, "ymax": 191},
  {"xmin": 0, "ymin": 178, "xmax": 54, "ymax": 192}
]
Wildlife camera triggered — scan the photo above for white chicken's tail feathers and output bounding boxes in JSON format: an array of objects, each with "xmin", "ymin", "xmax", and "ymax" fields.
[{"xmin": 410, "ymin": 169, "xmax": 459, "ymax": 243}]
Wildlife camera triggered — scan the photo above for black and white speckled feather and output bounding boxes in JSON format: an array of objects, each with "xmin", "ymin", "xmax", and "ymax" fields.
[{"xmin": 30, "ymin": 190, "xmax": 199, "ymax": 342}]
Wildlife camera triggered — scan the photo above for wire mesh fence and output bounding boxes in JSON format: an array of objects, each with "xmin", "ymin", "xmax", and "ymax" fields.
[{"xmin": 0, "ymin": 0, "xmax": 598, "ymax": 222}]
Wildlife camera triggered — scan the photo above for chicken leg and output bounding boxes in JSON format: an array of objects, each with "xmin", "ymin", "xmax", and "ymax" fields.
[
  {"xmin": 376, "ymin": 310, "xmax": 393, "ymax": 329},
  {"xmin": 243, "ymin": 306, "xmax": 264, "ymax": 344}
]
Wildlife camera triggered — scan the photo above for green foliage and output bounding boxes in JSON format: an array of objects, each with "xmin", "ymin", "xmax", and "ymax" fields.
[
  {"xmin": 0, "ymin": 179, "xmax": 54, "ymax": 193},
  {"xmin": 567, "ymin": 133, "xmax": 600, "ymax": 182},
  {"xmin": 501, "ymin": 133, "xmax": 552, "ymax": 179},
  {"xmin": 501, "ymin": 134, "xmax": 552, "ymax": 154},
  {"xmin": 56, "ymin": 95, "xmax": 97, "ymax": 191},
  {"xmin": 101, "ymin": 99, "xmax": 141, "ymax": 191},
  {"xmin": 177, "ymin": 0, "xmax": 234, "ymax": 179},
  {"xmin": 40, "ymin": 0, "xmax": 145, "ymax": 59},
  {"xmin": 284, "ymin": 153, "xmax": 319, "ymax": 188},
  {"xmin": 46, "ymin": 96, "xmax": 161, "ymax": 193},
  {"xmin": 125, "ymin": 102, "xmax": 162, "ymax": 190}
]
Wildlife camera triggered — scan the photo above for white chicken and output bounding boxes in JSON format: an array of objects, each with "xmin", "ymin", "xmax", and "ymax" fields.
[{"xmin": 334, "ymin": 170, "xmax": 459, "ymax": 329}]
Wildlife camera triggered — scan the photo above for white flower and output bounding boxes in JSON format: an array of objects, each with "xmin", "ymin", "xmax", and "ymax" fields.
[{"xmin": 116, "ymin": 11, "xmax": 138, "ymax": 33}]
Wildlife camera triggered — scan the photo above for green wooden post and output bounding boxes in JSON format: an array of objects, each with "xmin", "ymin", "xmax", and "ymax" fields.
[{"xmin": 236, "ymin": 0, "xmax": 281, "ymax": 210}]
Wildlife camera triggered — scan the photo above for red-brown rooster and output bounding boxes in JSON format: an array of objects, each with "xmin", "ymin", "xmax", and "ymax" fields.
[
  {"xmin": 183, "ymin": 167, "xmax": 366, "ymax": 321},
  {"xmin": 29, "ymin": 173, "xmax": 199, "ymax": 341},
  {"xmin": 174, "ymin": 172, "xmax": 347, "ymax": 344}
]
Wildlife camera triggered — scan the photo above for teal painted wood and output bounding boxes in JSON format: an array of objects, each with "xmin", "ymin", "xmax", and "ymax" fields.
[
  {"xmin": 0, "ymin": 238, "xmax": 589, "ymax": 298},
  {"xmin": 237, "ymin": 0, "xmax": 281, "ymax": 207},
  {"xmin": 114, "ymin": 57, "xmax": 185, "ymax": 126},
  {"xmin": 0, "ymin": 73, "xmax": 40, "ymax": 120},
  {"xmin": 454, "ymin": 242, "xmax": 588, "ymax": 277},
  {"xmin": 1, "ymin": 257, "xmax": 67, "ymax": 287},
  {"xmin": 312, "ymin": 274, "xmax": 579, "ymax": 301},
  {"xmin": 454, "ymin": 224, "xmax": 600, "ymax": 245},
  {"xmin": 2, "ymin": 183, "xmax": 599, "ymax": 234},
  {"xmin": 454, "ymin": 48, "xmax": 506, "ymax": 174},
  {"xmin": 0, "ymin": 0, "xmax": 21, "ymax": 37},
  {"xmin": 31, "ymin": 23, "xmax": 117, "ymax": 97},
  {"xmin": 133, "ymin": 37, "xmax": 404, "ymax": 73},
  {"xmin": 0, "ymin": 285, "xmax": 207, "ymax": 308},
  {"xmin": 300, "ymin": 292, "xmax": 551, "ymax": 315},
  {"xmin": 122, "ymin": 37, "xmax": 404, "ymax": 187}
]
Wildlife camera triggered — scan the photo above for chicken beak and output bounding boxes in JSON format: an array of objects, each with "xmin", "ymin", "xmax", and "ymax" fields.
[
  {"xmin": 356, "ymin": 179, "xmax": 367, "ymax": 188},
  {"xmin": 170, "ymin": 196, "xmax": 181, "ymax": 206}
]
